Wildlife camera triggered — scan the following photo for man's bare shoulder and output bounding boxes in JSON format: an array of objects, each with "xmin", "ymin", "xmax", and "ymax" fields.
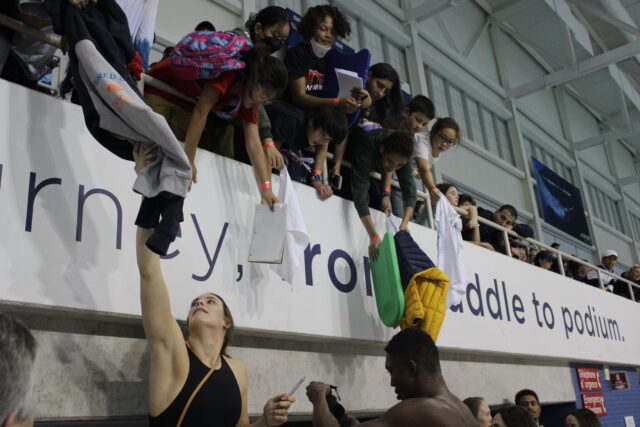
[{"xmin": 362, "ymin": 395, "xmax": 476, "ymax": 427}]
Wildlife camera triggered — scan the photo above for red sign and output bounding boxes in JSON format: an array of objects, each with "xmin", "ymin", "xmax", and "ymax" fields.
[
  {"xmin": 582, "ymin": 393, "xmax": 607, "ymax": 416},
  {"xmin": 610, "ymin": 371, "xmax": 630, "ymax": 390},
  {"xmin": 577, "ymin": 368, "xmax": 602, "ymax": 391}
]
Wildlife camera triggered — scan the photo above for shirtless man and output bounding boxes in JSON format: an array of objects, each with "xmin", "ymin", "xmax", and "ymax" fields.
[{"xmin": 306, "ymin": 328, "xmax": 476, "ymax": 426}]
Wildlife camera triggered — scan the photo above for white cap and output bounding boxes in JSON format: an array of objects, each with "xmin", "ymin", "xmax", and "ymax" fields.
[{"xmin": 601, "ymin": 249, "xmax": 618, "ymax": 258}]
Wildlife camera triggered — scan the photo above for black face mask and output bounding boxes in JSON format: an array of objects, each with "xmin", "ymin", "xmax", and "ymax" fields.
[{"xmin": 262, "ymin": 36, "xmax": 284, "ymax": 53}]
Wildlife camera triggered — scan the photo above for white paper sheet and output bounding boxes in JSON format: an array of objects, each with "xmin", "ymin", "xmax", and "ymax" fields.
[
  {"xmin": 335, "ymin": 68, "xmax": 363, "ymax": 99},
  {"xmin": 248, "ymin": 203, "xmax": 286, "ymax": 264}
]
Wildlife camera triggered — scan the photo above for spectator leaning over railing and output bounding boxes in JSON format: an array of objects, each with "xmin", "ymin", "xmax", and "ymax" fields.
[
  {"xmin": 533, "ymin": 250, "xmax": 556, "ymax": 271},
  {"xmin": 510, "ymin": 240, "xmax": 528, "ymax": 261},
  {"xmin": 586, "ymin": 249, "xmax": 618, "ymax": 292},
  {"xmin": 477, "ymin": 204, "xmax": 533, "ymax": 254},
  {"xmin": 230, "ymin": 6, "xmax": 291, "ymax": 167},
  {"xmin": 331, "ymin": 63, "xmax": 405, "ymax": 179},
  {"xmin": 358, "ymin": 62, "xmax": 404, "ymax": 128},
  {"xmin": 265, "ymin": 102, "xmax": 348, "ymax": 198},
  {"xmin": 568, "ymin": 260, "xmax": 591, "ymax": 284},
  {"xmin": 351, "ymin": 130, "xmax": 416, "ymax": 260},
  {"xmin": 194, "ymin": 21, "xmax": 215, "ymax": 31},
  {"xmin": 434, "ymin": 185, "xmax": 495, "ymax": 252},
  {"xmin": 378, "ymin": 96, "xmax": 434, "ymax": 215},
  {"xmin": 458, "ymin": 194, "xmax": 495, "ymax": 251},
  {"xmin": 279, "ymin": 5, "xmax": 369, "ymax": 190},
  {"xmin": 613, "ymin": 264, "xmax": 640, "ymax": 301},
  {"xmin": 413, "ymin": 117, "xmax": 459, "ymax": 202}
]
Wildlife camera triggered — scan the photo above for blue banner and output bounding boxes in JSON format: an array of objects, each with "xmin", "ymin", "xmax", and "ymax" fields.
[{"xmin": 532, "ymin": 157, "xmax": 591, "ymax": 245}]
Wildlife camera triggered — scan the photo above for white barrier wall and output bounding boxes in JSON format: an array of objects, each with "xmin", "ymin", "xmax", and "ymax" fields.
[{"xmin": 1, "ymin": 80, "xmax": 639, "ymax": 367}]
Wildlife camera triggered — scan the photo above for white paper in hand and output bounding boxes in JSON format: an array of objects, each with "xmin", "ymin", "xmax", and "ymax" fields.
[
  {"xmin": 335, "ymin": 68, "xmax": 363, "ymax": 99},
  {"xmin": 248, "ymin": 203, "xmax": 286, "ymax": 264}
]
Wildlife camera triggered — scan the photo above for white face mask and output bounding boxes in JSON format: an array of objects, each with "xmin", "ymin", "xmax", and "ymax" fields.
[{"xmin": 310, "ymin": 38, "xmax": 332, "ymax": 58}]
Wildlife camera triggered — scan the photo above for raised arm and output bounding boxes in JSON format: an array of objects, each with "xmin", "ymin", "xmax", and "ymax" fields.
[
  {"xmin": 243, "ymin": 120, "xmax": 279, "ymax": 209},
  {"xmin": 396, "ymin": 164, "xmax": 416, "ymax": 230},
  {"xmin": 136, "ymin": 227, "xmax": 184, "ymax": 349},
  {"xmin": 184, "ymin": 83, "xmax": 221, "ymax": 190},
  {"xmin": 312, "ymin": 144, "xmax": 333, "ymax": 200},
  {"xmin": 415, "ymin": 156, "xmax": 441, "ymax": 202},
  {"xmin": 380, "ymin": 171, "xmax": 393, "ymax": 216}
]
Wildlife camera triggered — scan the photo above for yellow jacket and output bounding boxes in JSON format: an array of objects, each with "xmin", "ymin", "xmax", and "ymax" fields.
[{"xmin": 400, "ymin": 267, "xmax": 450, "ymax": 342}]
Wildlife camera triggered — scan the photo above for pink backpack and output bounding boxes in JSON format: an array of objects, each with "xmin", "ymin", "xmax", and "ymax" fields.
[{"xmin": 170, "ymin": 31, "xmax": 253, "ymax": 80}]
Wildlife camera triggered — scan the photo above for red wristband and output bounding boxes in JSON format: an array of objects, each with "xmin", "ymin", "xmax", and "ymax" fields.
[
  {"xmin": 370, "ymin": 235, "xmax": 382, "ymax": 243},
  {"xmin": 383, "ymin": 187, "xmax": 391, "ymax": 193},
  {"xmin": 312, "ymin": 170, "xmax": 322, "ymax": 176},
  {"xmin": 332, "ymin": 97, "xmax": 340, "ymax": 107},
  {"xmin": 429, "ymin": 185, "xmax": 437, "ymax": 190},
  {"xmin": 260, "ymin": 181, "xmax": 272, "ymax": 190},
  {"xmin": 263, "ymin": 141, "xmax": 276, "ymax": 149}
]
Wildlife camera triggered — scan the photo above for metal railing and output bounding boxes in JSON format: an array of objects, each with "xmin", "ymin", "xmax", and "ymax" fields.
[{"xmin": 4, "ymin": 16, "xmax": 638, "ymax": 302}]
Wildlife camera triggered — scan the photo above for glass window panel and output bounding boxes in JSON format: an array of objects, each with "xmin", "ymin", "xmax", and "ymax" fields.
[
  {"xmin": 481, "ymin": 109, "xmax": 498, "ymax": 154},
  {"xmin": 386, "ymin": 43, "xmax": 408, "ymax": 82},
  {"xmin": 495, "ymin": 119, "xmax": 513, "ymax": 164},
  {"xmin": 429, "ymin": 72, "xmax": 449, "ymax": 117},
  {"xmin": 524, "ymin": 137, "xmax": 532, "ymax": 158},
  {"xmin": 466, "ymin": 97, "xmax": 484, "ymax": 147},
  {"xmin": 448, "ymin": 85, "xmax": 467, "ymax": 133},
  {"xmin": 632, "ymin": 214, "xmax": 640, "ymax": 240},
  {"xmin": 587, "ymin": 183, "xmax": 601, "ymax": 220},
  {"xmin": 361, "ymin": 25, "xmax": 384, "ymax": 64},
  {"xmin": 600, "ymin": 190, "xmax": 613, "ymax": 225},
  {"xmin": 612, "ymin": 201, "xmax": 623, "ymax": 231}
]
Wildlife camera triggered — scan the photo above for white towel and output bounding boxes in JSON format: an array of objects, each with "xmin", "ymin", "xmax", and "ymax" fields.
[
  {"xmin": 270, "ymin": 170, "xmax": 310, "ymax": 283},
  {"xmin": 386, "ymin": 214, "xmax": 402, "ymax": 235},
  {"xmin": 435, "ymin": 195, "xmax": 468, "ymax": 307},
  {"xmin": 115, "ymin": 0, "xmax": 159, "ymax": 70}
]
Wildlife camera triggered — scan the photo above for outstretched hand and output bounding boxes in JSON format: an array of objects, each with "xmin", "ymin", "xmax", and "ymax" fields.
[
  {"xmin": 132, "ymin": 143, "xmax": 158, "ymax": 175},
  {"xmin": 263, "ymin": 394, "xmax": 295, "ymax": 426},
  {"xmin": 306, "ymin": 381, "xmax": 331, "ymax": 404},
  {"xmin": 261, "ymin": 190, "xmax": 279, "ymax": 212}
]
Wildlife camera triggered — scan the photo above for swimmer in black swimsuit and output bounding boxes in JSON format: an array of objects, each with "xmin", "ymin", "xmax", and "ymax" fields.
[{"xmin": 133, "ymin": 144, "xmax": 295, "ymax": 427}]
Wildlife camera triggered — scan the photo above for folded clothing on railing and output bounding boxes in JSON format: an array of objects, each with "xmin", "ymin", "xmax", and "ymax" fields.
[{"xmin": 46, "ymin": 0, "xmax": 192, "ymax": 254}]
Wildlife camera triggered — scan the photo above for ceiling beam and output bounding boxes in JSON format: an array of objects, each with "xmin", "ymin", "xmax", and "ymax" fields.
[
  {"xmin": 492, "ymin": 0, "xmax": 534, "ymax": 21},
  {"xmin": 406, "ymin": 0, "xmax": 466, "ymax": 23},
  {"xmin": 573, "ymin": 123, "xmax": 640, "ymax": 151},
  {"xmin": 619, "ymin": 174, "xmax": 640, "ymax": 186},
  {"xmin": 507, "ymin": 39, "xmax": 640, "ymax": 98},
  {"xmin": 568, "ymin": 0, "xmax": 640, "ymax": 38}
]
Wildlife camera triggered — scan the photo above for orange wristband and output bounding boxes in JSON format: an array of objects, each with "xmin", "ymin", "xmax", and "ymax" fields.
[
  {"xmin": 263, "ymin": 141, "xmax": 276, "ymax": 149},
  {"xmin": 260, "ymin": 181, "xmax": 272, "ymax": 190},
  {"xmin": 383, "ymin": 187, "xmax": 391, "ymax": 193},
  {"xmin": 370, "ymin": 235, "xmax": 382, "ymax": 243},
  {"xmin": 312, "ymin": 170, "xmax": 322, "ymax": 176},
  {"xmin": 332, "ymin": 97, "xmax": 340, "ymax": 107}
]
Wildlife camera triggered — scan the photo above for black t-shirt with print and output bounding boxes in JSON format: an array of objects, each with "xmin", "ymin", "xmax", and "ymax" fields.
[{"xmin": 284, "ymin": 41, "xmax": 328, "ymax": 102}]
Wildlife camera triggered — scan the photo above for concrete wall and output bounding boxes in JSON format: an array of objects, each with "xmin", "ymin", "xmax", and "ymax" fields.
[{"xmin": 5, "ymin": 303, "xmax": 578, "ymax": 421}]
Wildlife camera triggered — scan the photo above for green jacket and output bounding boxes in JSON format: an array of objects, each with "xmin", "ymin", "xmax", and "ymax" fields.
[{"xmin": 350, "ymin": 128, "xmax": 417, "ymax": 218}]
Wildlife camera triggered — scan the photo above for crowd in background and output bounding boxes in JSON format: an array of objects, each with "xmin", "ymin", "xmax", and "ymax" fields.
[{"xmin": 1, "ymin": 0, "xmax": 638, "ymax": 300}]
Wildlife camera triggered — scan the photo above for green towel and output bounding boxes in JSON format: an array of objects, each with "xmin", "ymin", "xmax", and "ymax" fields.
[{"xmin": 370, "ymin": 232, "xmax": 405, "ymax": 327}]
